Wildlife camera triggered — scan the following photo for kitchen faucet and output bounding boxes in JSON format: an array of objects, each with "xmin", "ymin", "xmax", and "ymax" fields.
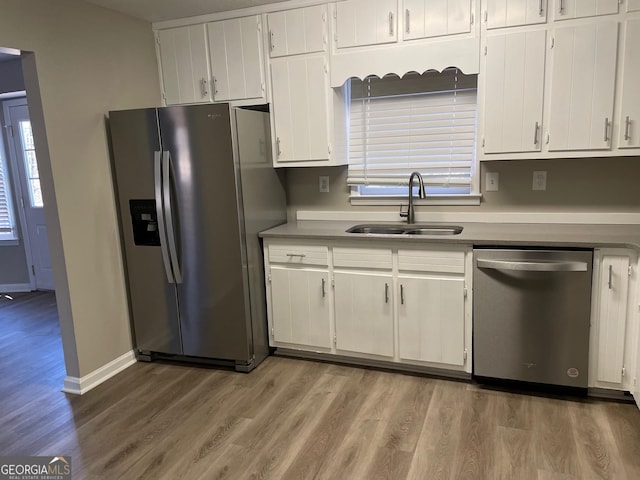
[{"xmin": 400, "ymin": 171, "xmax": 425, "ymax": 224}]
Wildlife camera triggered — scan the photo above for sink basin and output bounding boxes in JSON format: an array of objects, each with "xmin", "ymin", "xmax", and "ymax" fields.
[
  {"xmin": 346, "ymin": 225, "xmax": 407, "ymax": 235},
  {"xmin": 346, "ymin": 224, "xmax": 463, "ymax": 236}
]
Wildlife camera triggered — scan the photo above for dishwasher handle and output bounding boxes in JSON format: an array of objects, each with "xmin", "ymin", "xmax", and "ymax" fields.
[{"xmin": 477, "ymin": 259, "xmax": 588, "ymax": 272}]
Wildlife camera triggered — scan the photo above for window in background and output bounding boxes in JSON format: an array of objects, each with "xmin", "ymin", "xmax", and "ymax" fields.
[
  {"xmin": 347, "ymin": 69, "xmax": 478, "ymax": 202},
  {"xmin": 0, "ymin": 132, "xmax": 17, "ymax": 241}
]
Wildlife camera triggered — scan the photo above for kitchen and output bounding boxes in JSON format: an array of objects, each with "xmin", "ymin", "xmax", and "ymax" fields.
[{"xmin": 1, "ymin": 0, "xmax": 640, "ymax": 478}]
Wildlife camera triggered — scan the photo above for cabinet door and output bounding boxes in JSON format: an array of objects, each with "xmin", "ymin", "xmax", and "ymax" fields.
[
  {"xmin": 157, "ymin": 25, "xmax": 211, "ymax": 105},
  {"xmin": 207, "ymin": 16, "xmax": 264, "ymax": 102},
  {"xmin": 486, "ymin": 0, "xmax": 547, "ymax": 29},
  {"xmin": 270, "ymin": 55, "xmax": 329, "ymax": 163},
  {"xmin": 267, "ymin": 5, "xmax": 326, "ymax": 57},
  {"xmin": 596, "ymin": 255, "xmax": 630, "ymax": 384},
  {"xmin": 398, "ymin": 275, "xmax": 465, "ymax": 366},
  {"xmin": 548, "ymin": 22, "xmax": 618, "ymax": 151},
  {"xmin": 270, "ymin": 267, "xmax": 331, "ymax": 349},
  {"xmin": 619, "ymin": 19, "xmax": 640, "ymax": 148},
  {"xmin": 628, "ymin": 0, "xmax": 640, "ymax": 12},
  {"xmin": 404, "ymin": 0, "xmax": 471, "ymax": 40},
  {"xmin": 334, "ymin": 271, "xmax": 394, "ymax": 357},
  {"xmin": 336, "ymin": 0, "xmax": 398, "ymax": 48},
  {"xmin": 555, "ymin": 0, "xmax": 618, "ymax": 20},
  {"xmin": 483, "ymin": 30, "xmax": 546, "ymax": 153}
]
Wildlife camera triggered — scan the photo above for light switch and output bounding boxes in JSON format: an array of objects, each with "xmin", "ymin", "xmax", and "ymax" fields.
[
  {"xmin": 485, "ymin": 172, "xmax": 499, "ymax": 192},
  {"xmin": 532, "ymin": 171, "xmax": 547, "ymax": 191}
]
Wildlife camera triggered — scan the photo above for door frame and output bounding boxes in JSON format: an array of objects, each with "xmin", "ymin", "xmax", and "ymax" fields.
[{"xmin": 3, "ymin": 97, "xmax": 37, "ymax": 290}]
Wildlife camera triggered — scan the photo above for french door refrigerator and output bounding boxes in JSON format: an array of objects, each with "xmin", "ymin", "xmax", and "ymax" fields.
[{"xmin": 108, "ymin": 104, "xmax": 286, "ymax": 371}]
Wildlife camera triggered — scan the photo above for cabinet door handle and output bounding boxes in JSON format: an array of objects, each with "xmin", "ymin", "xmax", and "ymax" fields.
[
  {"xmin": 389, "ymin": 12, "xmax": 394, "ymax": 36},
  {"xmin": 212, "ymin": 76, "xmax": 218, "ymax": 96},
  {"xmin": 608, "ymin": 264, "xmax": 613, "ymax": 289},
  {"xmin": 625, "ymin": 116, "xmax": 631, "ymax": 141},
  {"xmin": 276, "ymin": 137, "xmax": 281, "ymax": 156},
  {"xmin": 269, "ymin": 30, "xmax": 275, "ymax": 51},
  {"xmin": 385, "ymin": 283, "xmax": 389, "ymax": 303},
  {"xmin": 286, "ymin": 253, "xmax": 306, "ymax": 258},
  {"xmin": 539, "ymin": 0, "xmax": 544, "ymax": 16},
  {"xmin": 559, "ymin": 0, "xmax": 565, "ymax": 14},
  {"xmin": 200, "ymin": 78, "xmax": 208, "ymax": 98},
  {"xmin": 604, "ymin": 117, "xmax": 610, "ymax": 142},
  {"xmin": 405, "ymin": 9, "xmax": 410, "ymax": 34},
  {"xmin": 400, "ymin": 284, "xmax": 404, "ymax": 304},
  {"xmin": 534, "ymin": 121, "xmax": 540, "ymax": 145},
  {"xmin": 322, "ymin": 278, "xmax": 326, "ymax": 297}
]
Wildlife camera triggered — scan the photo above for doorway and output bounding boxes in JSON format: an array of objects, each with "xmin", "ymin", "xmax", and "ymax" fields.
[{"xmin": 2, "ymin": 98, "xmax": 54, "ymax": 291}]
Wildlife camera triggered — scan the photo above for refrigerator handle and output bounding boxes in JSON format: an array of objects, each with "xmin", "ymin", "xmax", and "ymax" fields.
[
  {"xmin": 162, "ymin": 150, "xmax": 183, "ymax": 284},
  {"xmin": 154, "ymin": 151, "xmax": 175, "ymax": 283}
]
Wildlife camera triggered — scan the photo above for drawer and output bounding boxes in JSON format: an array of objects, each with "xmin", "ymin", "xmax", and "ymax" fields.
[
  {"xmin": 398, "ymin": 249, "xmax": 465, "ymax": 274},
  {"xmin": 333, "ymin": 247, "xmax": 392, "ymax": 269},
  {"xmin": 268, "ymin": 244, "xmax": 329, "ymax": 266}
]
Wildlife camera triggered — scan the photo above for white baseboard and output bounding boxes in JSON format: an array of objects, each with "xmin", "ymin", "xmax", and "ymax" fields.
[
  {"xmin": 62, "ymin": 350, "xmax": 136, "ymax": 395},
  {"xmin": 296, "ymin": 210, "xmax": 640, "ymax": 225},
  {"xmin": 0, "ymin": 283, "xmax": 33, "ymax": 293}
]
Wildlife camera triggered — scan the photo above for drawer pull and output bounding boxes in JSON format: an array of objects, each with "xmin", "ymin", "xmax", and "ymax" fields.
[{"xmin": 286, "ymin": 253, "xmax": 306, "ymax": 258}]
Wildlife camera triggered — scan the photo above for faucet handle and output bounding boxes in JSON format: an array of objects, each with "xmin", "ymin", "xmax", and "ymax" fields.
[{"xmin": 399, "ymin": 204, "xmax": 408, "ymax": 218}]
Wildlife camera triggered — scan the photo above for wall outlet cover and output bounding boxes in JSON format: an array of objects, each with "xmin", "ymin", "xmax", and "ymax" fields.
[
  {"xmin": 319, "ymin": 175, "xmax": 330, "ymax": 193},
  {"xmin": 532, "ymin": 171, "xmax": 547, "ymax": 191},
  {"xmin": 485, "ymin": 172, "xmax": 499, "ymax": 192}
]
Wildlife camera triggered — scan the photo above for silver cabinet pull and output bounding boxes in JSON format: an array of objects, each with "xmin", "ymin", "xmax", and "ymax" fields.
[
  {"xmin": 212, "ymin": 76, "xmax": 218, "ymax": 96},
  {"xmin": 385, "ymin": 283, "xmax": 389, "ymax": 303},
  {"xmin": 322, "ymin": 278, "xmax": 326, "ymax": 297},
  {"xmin": 269, "ymin": 30, "xmax": 275, "ymax": 51},
  {"xmin": 276, "ymin": 137, "xmax": 281, "ymax": 156},
  {"xmin": 604, "ymin": 117, "xmax": 610, "ymax": 142},
  {"xmin": 405, "ymin": 9, "xmax": 410, "ymax": 34},
  {"xmin": 608, "ymin": 264, "xmax": 613, "ymax": 289},
  {"xmin": 625, "ymin": 116, "xmax": 631, "ymax": 141},
  {"xmin": 559, "ymin": 0, "xmax": 565, "ymax": 13},
  {"xmin": 539, "ymin": 0, "xmax": 544, "ymax": 15},
  {"xmin": 400, "ymin": 284, "xmax": 404, "ymax": 304},
  {"xmin": 534, "ymin": 121, "xmax": 540, "ymax": 145},
  {"xmin": 286, "ymin": 253, "xmax": 306, "ymax": 258},
  {"xmin": 200, "ymin": 78, "xmax": 208, "ymax": 98},
  {"xmin": 389, "ymin": 12, "xmax": 394, "ymax": 36}
]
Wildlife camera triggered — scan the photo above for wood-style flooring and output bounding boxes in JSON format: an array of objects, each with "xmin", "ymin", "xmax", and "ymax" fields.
[{"xmin": 2, "ymin": 291, "xmax": 640, "ymax": 479}]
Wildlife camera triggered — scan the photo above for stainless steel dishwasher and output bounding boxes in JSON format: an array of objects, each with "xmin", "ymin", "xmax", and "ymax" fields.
[{"xmin": 473, "ymin": 248, "xmax": 593, "ymax": 388}]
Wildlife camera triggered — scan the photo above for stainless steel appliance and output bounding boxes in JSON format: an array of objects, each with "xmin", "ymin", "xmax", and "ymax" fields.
[
  {"xmin": 109, "ymin": 104, "xmax": 286, "ymax": 371},
  {"xmin": 473, "ymin": 248, "xmax": 593, "ymax": 388}
]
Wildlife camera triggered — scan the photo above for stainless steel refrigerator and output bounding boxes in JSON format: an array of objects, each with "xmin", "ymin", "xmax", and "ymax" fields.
[{"xmin": 108, "ymin": 104, "xmax": 286, "ymax": 371}]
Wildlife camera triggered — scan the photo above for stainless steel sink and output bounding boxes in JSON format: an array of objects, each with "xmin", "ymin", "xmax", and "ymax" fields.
[{"xmin": 346, "ymin": 224, "xmax": 463, "ymax": 236}]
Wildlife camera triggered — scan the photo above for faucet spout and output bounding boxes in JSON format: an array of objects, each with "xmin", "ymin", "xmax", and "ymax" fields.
[{"xmin": 406, "ymin": 171, "xmax": 426, "ymax": 224}]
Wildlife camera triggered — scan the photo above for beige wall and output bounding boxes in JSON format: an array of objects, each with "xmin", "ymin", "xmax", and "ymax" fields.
[
  {"xmin": 0, "ymin": 0, "xmax": 161, "ymax": 377},
  {"xmin": 286, "ymin": 157, "xmax": 640, "ymax": 220}
]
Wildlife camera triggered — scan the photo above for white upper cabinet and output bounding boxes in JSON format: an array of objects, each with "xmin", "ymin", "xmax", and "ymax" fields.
[
  {"xmin": 554, "ymin": 0, "xmax": 619, "ymax": 20},
  {"xmin": 628, "ymin": 0, "xmax": 640, "ymax": 12},
  {"xmin": 336, "ymin": 0, "xmax": 398, "ymax": 48},
  {"xmin": 267, "ymin": 5, "xmax": 326, "ymax": 57},
  {"xmin": 207, "ymin": 16, "xmax": 265, "ymax": 102},
  {"xmin": 404, "ymin": 0, "xmax": 472, "ymax": 40},
  {"xmin": 270, "ymin": 54, "xmax": 330, "ymax": 163},
  {"xmin": 619, "ymin": 19, "xmax": 640, "ymax": 149},
  {"xmin": 548, "ymin": 21, "xmax": 618, "ymax": 151},
  {"xmin": 157, "ymin": 25, "xmax": 211, "ymax": 105},
  {"xmin": 486, "ymin": 0, "xmax": 548, "ymax": 29},
  {"xmin": 483, "ymin": 29, "xmax": 546, "ymax": 153}
]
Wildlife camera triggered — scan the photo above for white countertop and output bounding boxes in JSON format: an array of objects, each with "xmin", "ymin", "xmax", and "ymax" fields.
[{"xmin": 260, "ymin": 221, "xmax": 640, "ymax": 250}]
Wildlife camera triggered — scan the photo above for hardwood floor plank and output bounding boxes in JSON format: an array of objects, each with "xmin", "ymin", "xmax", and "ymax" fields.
[{"xmin": 603, "ymin": 401, "xmax": 640, "ymax": 479}]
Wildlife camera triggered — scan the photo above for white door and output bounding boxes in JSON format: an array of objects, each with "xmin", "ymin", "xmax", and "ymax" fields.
[
  {"xmin": 486, "ymin": 0, "xmax": 547, "ymax": 29},
  {"xmin": 619, "ymin": 19, "xmax": 640, "ymax": 148},
  {"xmin": 269, "ymin": 266, "xmax": 331, "ymax": 348},
  {"xmin": 555, "ymin": 0, "xmax": 619, "ymax": 20},
  {"xmin": 404, "ymin": 0, "xmax": 471, "ymax": 40},
  {"xmin": 483, "ymin": 29, "xmax": 546, "ymax": 153},
  {"xmin": 267, "ymin": 5, "xmax": 326, "ymax": 57},
  {"xmin": 336, "ymin": 0, "xmax": 398, "ymax": 49},
  {"xmin": 334, "ymin": 271, "xmax": 394, "ymax": 357},
  {"xmin": 4, "ymin": 100, "xmax": 54, "ymax": 290}
]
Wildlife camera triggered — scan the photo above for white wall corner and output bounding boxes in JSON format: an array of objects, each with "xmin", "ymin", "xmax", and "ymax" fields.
[{"xmin": 61, "ymin": 350, "xmax": 136, "ymax": 395}]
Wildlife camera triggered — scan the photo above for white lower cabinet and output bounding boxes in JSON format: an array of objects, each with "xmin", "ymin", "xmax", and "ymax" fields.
[
  {"xmin": 269, "ymin": 266, "xmax": 331, "ymax": 349},
  {"xmin": 334, "ymin": 271, "xmax": 394, "ymax": 357},
  {"xmin": 398, "ymin": 275, "xmax": 465, "ymax": 365},
  {"xmin": 590, "ymin": 249, "xmax": 638, "ymax": 393},
  {"xmin": 264, "ymin": 240, "xmax": 471, "ymax": 375}
]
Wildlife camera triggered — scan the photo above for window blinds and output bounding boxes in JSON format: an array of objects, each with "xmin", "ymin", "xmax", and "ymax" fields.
[
  {"xmin": 347, "ymin": 69, "xmax": 478, "ymax": 189},
  {"xmin": 0, "ymin": 155, "xmax": 14, "ymax": 235}
]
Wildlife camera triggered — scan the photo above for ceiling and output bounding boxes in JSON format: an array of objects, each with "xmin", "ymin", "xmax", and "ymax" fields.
[{"xmin": 81, "ymin": 0, "xmax": 290, "ymax": 23}]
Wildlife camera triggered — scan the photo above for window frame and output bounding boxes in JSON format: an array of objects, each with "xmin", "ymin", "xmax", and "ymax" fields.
[{"xmin": 0, "ymin": 117, "xmax": 19, "ymax": 244}]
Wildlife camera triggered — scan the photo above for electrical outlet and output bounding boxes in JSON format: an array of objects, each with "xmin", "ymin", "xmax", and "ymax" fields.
[
  {"xmin": 485, "ymin": 172, "xmax": 499, "ymax": 192},
  {"xmin": 319, "ymin": 175, "xmax": 330, "ymax": 193},
  {"xmin": 532, "ymin": 171, "xmax": 547, "ymax": 191}
]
